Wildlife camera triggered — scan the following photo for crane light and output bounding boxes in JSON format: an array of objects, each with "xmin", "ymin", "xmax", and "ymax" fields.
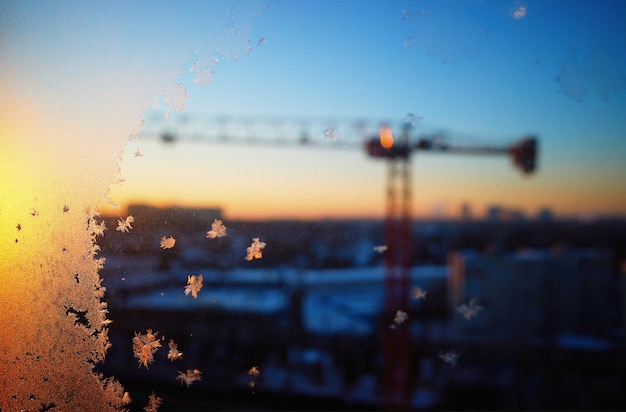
[{"xmin": 379, "ymin": 124, "xmax": 394, "ymax": 149}]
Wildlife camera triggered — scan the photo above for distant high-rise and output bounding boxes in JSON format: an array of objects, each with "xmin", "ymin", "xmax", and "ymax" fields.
[
  {"xmin": 536, "ymin": 207, "xmax": 554, "ymax": 223},
  {"xmin": 448, "ymin": 248, "xmax": 615, "ymax": 342},
  {"xmin": 461, "ymin": 202, "xmax": 472, "ymax": 222},
  {"xmin": 507, "ymin": 208, "xmax": 526, "ymax": 222},
  {"xmin": 127, "ymin": 204, "xmax": 223, "ymax": 229},
  {"xmin": 486, "ymin": 205, "xmax": 503, "ymax": 222}
]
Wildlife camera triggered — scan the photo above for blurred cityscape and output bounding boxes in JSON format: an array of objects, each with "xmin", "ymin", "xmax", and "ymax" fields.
[{"xmin": 97, "ymin": 204, "xmax": 626, "ymax": 410}]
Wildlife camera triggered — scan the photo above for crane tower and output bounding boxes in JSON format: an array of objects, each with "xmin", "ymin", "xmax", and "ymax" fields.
[{"xmin": 365, "ymin": 122, "xmax": 537, "ymax": 409}]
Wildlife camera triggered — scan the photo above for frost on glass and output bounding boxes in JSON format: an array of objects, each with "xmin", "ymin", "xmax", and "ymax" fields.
[
  {"xmin": 438, "ymin": 350, "xmax": 460, "ymax": 367},
  {"xmin": 184, "ymin": 274, "xmax": 204, "ymax": 299},
  {"xmin": 133, "ymin": 329, "xmax": 164, "ymax": 369},
  {"xmin": 0, "ymin": 1, "xmax": 267, "ymax": 410},
  {"xmin": 167, "ymin": 339, "xmax": 183, "ymax": 361},
  {"xmin": 176, "ymin": 369, "xmax": 202, "ymax": 387},
  {"xmin": 556, "ymin": 43, "xmax": 626, "ymax": 102},
  {"xmin": 456, "ymin": 297, "xmax": 483, "ymax": 320},
  {"xmin": 206, "ymin": 218, "xmax": 227, "ymax": 238},
  {"xmin": 402, "ymin": 1, "xmax": 488, "ymax": 62},
  {"xmin": 509, "ymin": 1, "xmax": 528, "ymax": 20},
  {"xmin": 245, "ymin": 237, "xmax": 267, "ymax": 261},
  {"xmin": 412, "ymin": 286, "xmax": 428, "ymax": 300},
  {"xmin": 159, "ymin": 235, "xmax": 177, "ymax": 250}
]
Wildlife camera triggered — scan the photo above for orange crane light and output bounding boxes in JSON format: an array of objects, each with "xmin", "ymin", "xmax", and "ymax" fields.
[{"xmin": 379, "ymin": 124, "xmax": 394, "ymax": 149}]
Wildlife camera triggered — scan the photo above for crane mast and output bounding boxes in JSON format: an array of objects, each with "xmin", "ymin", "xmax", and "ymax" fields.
[
  {"xmin": 366, "ymin": 123, "xmax": 537, "ymax": 410},
  {"xmin": 381, "ymin": 124, "xmax": 414, "ymax": 409}
]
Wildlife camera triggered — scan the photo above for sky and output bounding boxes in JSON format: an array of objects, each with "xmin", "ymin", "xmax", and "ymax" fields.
[{"xmin": 4, "ymin": 0, "xmax": 626, "ymax": 221}]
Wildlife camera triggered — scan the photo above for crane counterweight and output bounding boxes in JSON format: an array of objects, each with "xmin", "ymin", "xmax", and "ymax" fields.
[{"xmin": 365, "ymin": 134, "xmax": 538, "ymax": 175}]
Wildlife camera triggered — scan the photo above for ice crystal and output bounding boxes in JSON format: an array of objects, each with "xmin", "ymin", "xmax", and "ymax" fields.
[
  {"xmin": 456, "ymin": 297, "xmax": 482, "ymax": 320},
  {"xmin": 88, "ymin": 218, "xmax": 107, "ymax": 237},
  {"xmin": 245, "ymin": 238, "xmax": 266, "ymax": 261},
  {"xmin": 116, "ymin": 215, "xmax": 135, "ymax": 233},
  {"xmin": 184, "ymin": 274, "xmax": 203, "ymax": 299},
  {"xmin": 403, "ymin": 112, "xmax": 423, "ymax": 126},
  {"xmin": 206, "ymin": 219, "xmax": 227, "ymax": 238},
  {"xmin": 323, "ymin": 125, "xmax": 339, "ymax": 140},
  {"xmin": 247, "ymin": 366, "xmax": 260, "ymax": 390},
  {"xmin": 373, "ymin": 245, "xmax": 387, "ymax": 254},
  {"xmin": 176, "ymin": 369, "xmax": 202, "ymax": 387},
  {"xmin": 412, "ymin": 287, "xmax": 428, "ymax": 300},
  {"xmin": 133, "ymin": 329, "xmax": 163, "ymax": 369},
  {"xmin": 162, "ymin": 82, "xmax": 188, "ymax": 113},
  {"xmin": 167, "ymin": 339, "xmax": 183, "ymax": 361},
  {"xmin": 510, "ymin": 2, "xmax": 527, "ymax": 19},
  {"xmin": 191, "ymin": 61, "xmax": 214, "ymax": 86},
  {"xmin": 439, "ymin": 350, "xmax": 460, "ymax": 366},
  {"xmin": 160, "ymin": 235, "xmax": 176, "ymax": 249},
  {"xmin": 144, "ymin": 392, "xmax": 162, "ymax": 412},
  {"xmin": 394, "ymin": 310, "xmax": 408, "ymax": 325}
]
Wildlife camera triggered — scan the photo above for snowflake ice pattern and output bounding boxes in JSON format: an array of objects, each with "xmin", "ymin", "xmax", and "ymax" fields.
[
  {"xmin": 167, "ymin": 339, "xmax": 183, "ymax": 361},
  {"xmin": 184, "ymin": 274, "xmax": 203, "ymax": 299},
  {"xmin": 245, "ymin": 238, "xmax": 266, "ymax": 261},
  {"xmin": 160, "ymin": 235, "xmax": 176, "ymax": 249},
  {"xmin": 393, "ymin": 310, "xmax": 408, "ymax": 325},
  {"xmin": 88, "ymin": 218, "xmax": 106, "ymax": 237},
  {"xmin": 439, "ymin": 350, "xmax": 460, "ymax": 367},
  {"xmin": 144, "ymin": 392, "xmax": 162, "ymax": 412},
  {"xmin": 373, "ymin": 245, "xmax": 387, "ymax": 254},
  {"xmin": 323, "ymin": 125, "xmax": 339, "ymax": 140},
  {"xmin": 403, "ymin": 112, "xmax": 423, "ymax": 126},
  {"xmin": 456, "ymin": 297, "xmax": 482, "ymax": 320},
  {"xmin": 176, "ymin": 369, "xmax": 202, "ymax": 387},
  {"xmin": 206, "ymin": 219, "xmax": 227, "ymax": 238},
  {"xmin": 116, "ymin": 215, "xmax": 135, "ymax": 233},
  {"xmin": 133, "ymin": 329, "xmax": 163, "ymax": 369},
  {"xmin": 412, "ymin": 287, "xmax": 428, "ymax": 300},
  {"xmin": 510, "ymin": 2, "xmax": 527, "ymax": 19}
]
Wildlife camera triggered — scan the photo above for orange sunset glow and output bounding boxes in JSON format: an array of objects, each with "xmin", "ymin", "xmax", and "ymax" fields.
[{"xmin": 101, "ymin": 137, "xmax": 626, "ymax": 221}]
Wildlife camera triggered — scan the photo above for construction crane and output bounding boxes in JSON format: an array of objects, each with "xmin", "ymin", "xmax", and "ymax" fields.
[
  {"xmin": 366, "ymin": 122, "xmax": 537, "ymax": 410},
  {"xmin": 138, "ymin": 113, "xmax": 538, "ymax": 410}
]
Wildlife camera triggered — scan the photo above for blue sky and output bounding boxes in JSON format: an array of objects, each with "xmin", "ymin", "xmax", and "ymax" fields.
[{"xmin": 4, "ymin": 0, "xmax": 626, "ymax": 219}]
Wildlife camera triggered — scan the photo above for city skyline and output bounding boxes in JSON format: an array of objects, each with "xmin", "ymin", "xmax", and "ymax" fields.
[{"xmin": 104, "ymin": 196, "xmax": 563, "ymax": 223}]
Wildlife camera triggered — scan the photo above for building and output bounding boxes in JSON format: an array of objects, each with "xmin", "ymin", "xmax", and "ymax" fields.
[{"xmin": 447, "ymin": 248, "xmax": 616, "ymax": 342}]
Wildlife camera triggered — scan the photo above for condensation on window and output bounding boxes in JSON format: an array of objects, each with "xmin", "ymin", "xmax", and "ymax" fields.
[
  {"xmin": 556, "ymin": 42, "xmax": 626, "ymax": 102},
  {"xmin": 0, "ymin": 1, "xmax": 267, "ymax": 410},
  {"xmin": 402, "ymin": 2, "xmax": 489, "ymax": 62}
]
